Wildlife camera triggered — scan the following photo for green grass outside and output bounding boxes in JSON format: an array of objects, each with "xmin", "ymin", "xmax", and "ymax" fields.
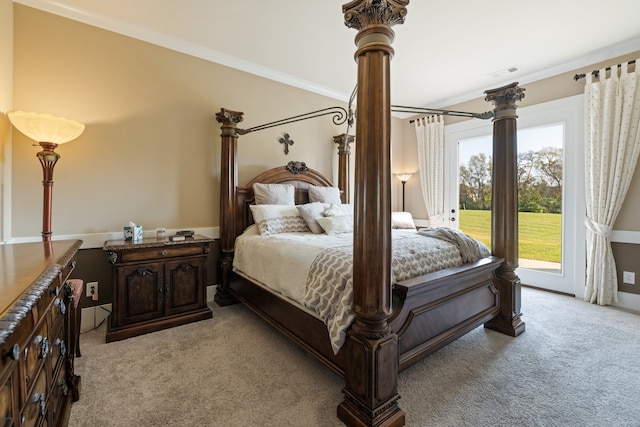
[{"xmin": 458, "ymin": 209, "xmax": 561, "ymax": 263}]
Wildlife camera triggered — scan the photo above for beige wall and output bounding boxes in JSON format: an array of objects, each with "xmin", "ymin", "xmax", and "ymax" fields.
[
  {"xmin": 12, "ymin": 5, "xmax": 350, "ymax": 240},
  {"xmin": 0, "ymin": 0, "xmax": 12, "ymax": 243},
  {"xmin": 400, "ymin": 51, "xmax": 640, "ymax": 230}
]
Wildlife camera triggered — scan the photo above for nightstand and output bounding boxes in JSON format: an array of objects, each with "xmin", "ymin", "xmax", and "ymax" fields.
[{"xmin": 103, "ymin": 235, "xmax": 214, "ymax": 342}]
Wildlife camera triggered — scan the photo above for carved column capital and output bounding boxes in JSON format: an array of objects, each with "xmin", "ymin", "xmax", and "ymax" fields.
[
  {"xmin": 484, "ymin": 82, "xmax": 526, "ymax": 119},
  {"xmin": 333, "ymin": 133, "xmax": 354, "ymax": 154},
  {"xmin": 215, "ymin": 108, "xmax": 244, "ymax": 135},
  {"xmin": 334, "ymin": 133, "xmax": 354, "ymax": 204},
  {"xmin": 215, "ymin": 108, "xmax": 243, "ymax": 125},
  {"xmin": 343, "ymin": 0, "xmax": 409, "ymax": 30}
]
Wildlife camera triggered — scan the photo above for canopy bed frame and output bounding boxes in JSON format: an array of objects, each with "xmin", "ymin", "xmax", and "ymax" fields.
[{"xmin": 214, "ymin": 2, "xmax": 525, "ymax": 426}]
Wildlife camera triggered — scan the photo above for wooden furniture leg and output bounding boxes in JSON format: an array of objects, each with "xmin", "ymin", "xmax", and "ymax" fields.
[
  {"xmin": 66, "ymin": 279, "xmax": 84, "ymax": 357},
  {"xmin": 64, "ymin": 278, "xmax": 83, "ymax": 402}
]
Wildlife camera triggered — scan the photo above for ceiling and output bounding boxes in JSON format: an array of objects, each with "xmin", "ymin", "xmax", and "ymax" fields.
[{"xmin": 16, "ymin": 0, "xmax": 640, "ymax": 108}]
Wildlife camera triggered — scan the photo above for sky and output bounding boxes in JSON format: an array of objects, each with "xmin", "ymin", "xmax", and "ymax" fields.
[{"xmin": 458, "ymin": 123, "xmax": 564, "ymax": 166}]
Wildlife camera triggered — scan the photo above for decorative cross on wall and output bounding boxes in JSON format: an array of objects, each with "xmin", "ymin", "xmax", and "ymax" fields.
[{"xmin": 279, "ymin": 133, "xmax": 294, "ymax": 155}]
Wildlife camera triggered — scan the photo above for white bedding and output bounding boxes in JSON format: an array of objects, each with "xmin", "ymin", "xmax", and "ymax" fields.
[
  {"xmin": 232, "ymin": 225, "xmax": 489, "ymax": 353},
  {"xmin": 233, "ymin": 224, "xmax": 360, "ymax": 303}
]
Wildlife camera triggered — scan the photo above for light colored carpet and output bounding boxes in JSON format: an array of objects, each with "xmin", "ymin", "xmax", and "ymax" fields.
[{"xmin": 68, "ymin": 287, "xmax": 640, "ymax": 427}]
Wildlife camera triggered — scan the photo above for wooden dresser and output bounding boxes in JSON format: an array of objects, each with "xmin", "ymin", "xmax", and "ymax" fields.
[
  {"xmin": 0, "ymin": 239, "xmax": 82, "ymax": 427},
  {"xmin": 103, "ymin": 235, "xmax": 213, "ymax": 342}
]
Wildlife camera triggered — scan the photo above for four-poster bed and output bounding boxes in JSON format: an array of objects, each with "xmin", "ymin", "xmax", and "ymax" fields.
[{"xmin": 214, "ymin": 2, "xmax": 525, "ymax": 426}]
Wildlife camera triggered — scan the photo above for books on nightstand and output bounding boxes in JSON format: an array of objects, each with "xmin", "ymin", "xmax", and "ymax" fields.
[{"xmin": 169, "ymin": 230, "xmax": 194, "ymax": 241}]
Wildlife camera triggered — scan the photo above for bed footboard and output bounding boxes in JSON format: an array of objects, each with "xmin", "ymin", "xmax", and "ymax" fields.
[
  {"xmin": 225, "ymin": 256, "xmax": 502, "ymax": 377},
  {"xmin": 390, "ymin": 256, "xmax": 503, "ymax": 371}
]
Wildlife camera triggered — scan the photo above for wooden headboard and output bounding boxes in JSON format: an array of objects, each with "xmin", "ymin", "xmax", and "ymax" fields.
[{"xmin": 234, "ymin": 161, "xmax": 336, "ymax": 239}]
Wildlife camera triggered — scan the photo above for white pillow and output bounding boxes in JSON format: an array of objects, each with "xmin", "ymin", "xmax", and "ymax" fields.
[
  {"xmin": 323, "ymin": 203, "xmax": 352, "ymax": 217},
  {"xmin": 296, "ymin": 202, "xmax": 327, "ymax": 234},
  {"xmin": 316, "ymin": 216, "xmax": 354, "ymax": 235},
  {"xmin": 391, "ymin": 211, "xmax": 417, "ymax": 230},
  {"xmin": 253, "ymin": 183, "xmax": 295, "ymax": 205},
  {"xmin": 249, "ymin": 204, "xmax": 310, "ymax": 235},
  {"xmin": 308, "ymin": 185, "xmax": 342, "ymax": 204}
]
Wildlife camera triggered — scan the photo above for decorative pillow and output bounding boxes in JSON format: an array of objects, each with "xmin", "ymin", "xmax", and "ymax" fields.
[
  {"xmin": 249, "ymin": 204, "xmax": 310, "ymax": 236},
  {"xmin": 316, "ymin": 216, "xmax": 354, "ymax": 235},
  {"xmin": 340, "ymin": 203, "xmax": 354, "ymax": 216},
  {"xmin": 253, "ymin": 183, "xmax": 295, "ymax": 205},
  {"xmin": 296, "ymin": 202, "xmax": 327, "ymax": 234},
  {"xmin": 308, "ymin": 185, "xmax": 342, "ymax": 205},
  {"xmin": 323, "ymin": 203, "xmax": 348, "ymax": 217},
  {"xmin": 392, "ymin": 211, "xmax": 417, "ymax": 230}
]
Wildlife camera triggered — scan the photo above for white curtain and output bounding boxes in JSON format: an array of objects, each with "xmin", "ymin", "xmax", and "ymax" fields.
[
  {"xmin": 415, "ymin": 116, "xmax": 445, "ymax": 227},
  {"xmin": 584, "ymin": 60, "xmax": 640, "ymax": 305}
]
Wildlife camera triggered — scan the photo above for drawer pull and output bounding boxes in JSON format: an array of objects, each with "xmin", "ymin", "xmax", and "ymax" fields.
[
  {"xmin": 161, "ymin": 250, "xmax": 168, "ymax": 256},
  {"xmin": 55, "ymin": 338, "xmax": 67, "ymax": 357},
  {"xmin": 35, "ymin": 336, "xmax": 49, "ymax": 359},
  {"xmin": 5, "ymin": 343, "xmax": 20, "ymax": 361},
  {"xmin": 179, "ymin": 263, "xmax": 195, "ymax": 272},
  {"xmin": 58, "ymin": 379, "xmax": 69, "ymax": 396},
  {"xmin": 50, "ymin": 286, "xmax": 60, "ymax": 296},
  {"xmin": 32, "ymin": 392, "xmax": 46, "ymax": 416},
  {"xmin": 136, "ymin": 268, "xmax": 153, "ymax": 277},
  {"xmin": 54, "ymin": 298, "xmax": 67, "ymax": 315}
]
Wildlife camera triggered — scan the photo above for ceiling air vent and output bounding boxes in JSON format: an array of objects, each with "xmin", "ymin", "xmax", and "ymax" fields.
[{"xmin": 489, "ymin": 65, "xmax": 520, "ymax": 79}]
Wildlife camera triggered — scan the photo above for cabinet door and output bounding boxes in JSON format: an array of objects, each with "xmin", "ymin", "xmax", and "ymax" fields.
[
  {"xmin": 115, "ymin": 262, "xmax": 165, "ymax": 326},
  {"xmin": 165, "ymin": 257, "xmax": 205, "ymax": 316},
  {"xmin": 0, "ymin": 369, "xmax": 17, "ymax": 427}
]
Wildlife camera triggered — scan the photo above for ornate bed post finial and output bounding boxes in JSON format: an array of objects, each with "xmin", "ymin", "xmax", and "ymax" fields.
[
  {"xmin": 483, "ymin": 82, "xmax": 526, "ymax": 338},
  {"xmin": 338, "ymin": 2, "xmax": 408, "ymax": 426},
  {"xmin": 216, "ymin": 108, "xmax": 244, "ymax": 129},
  {"xmin": 484, "ymin": 83, "xmax": 526, "ymax": 117},
  {"xmin": 215, "ymin": 108, "xmax": 244, "ymax": 307},
  {"xmin": 333, "ymin": 133, "xmax": 354, "ymax": 203}
]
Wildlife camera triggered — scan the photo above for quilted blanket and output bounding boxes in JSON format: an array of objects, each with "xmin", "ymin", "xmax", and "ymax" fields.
[{"xmin": 303, "ymin": 232, "xmax": 479, "ymax": 354}]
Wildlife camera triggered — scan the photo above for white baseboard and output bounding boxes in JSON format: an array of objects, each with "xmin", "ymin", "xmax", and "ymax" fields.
[
  {"xmin": 614, "ymin": 291, "xmax": 640, "ymax": 313},
  {"xmin": 80, "ymin": 304, "xmax": 112, "ymax": 333}
]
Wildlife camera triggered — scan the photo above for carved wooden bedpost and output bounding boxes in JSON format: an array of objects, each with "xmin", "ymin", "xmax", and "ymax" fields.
[
  {"xmin": 338, "ymin": 1, "xmax": 408, "ymax": 426},
  {"xmin": 214, "ymin": 108, "xmax": 244, "ymax": 306},
  {"xmin": 333, "ymin": 133, "xmax": 354, "ymax": 203},
  {"xmin": 483, "ymin": 83, "xmax": 526, "ymax": 337}
]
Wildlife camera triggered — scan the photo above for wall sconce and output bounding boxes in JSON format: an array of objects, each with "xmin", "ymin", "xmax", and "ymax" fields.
[
  {"xmin": 8, "ymin": 111, "xmax": 85, "ymax": 242},
  {"xmin": 394, "ymin": 172, "xmax": 414, "ymax": 211}
]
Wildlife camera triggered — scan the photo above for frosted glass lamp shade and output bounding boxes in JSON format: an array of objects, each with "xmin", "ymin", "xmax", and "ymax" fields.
[
  {"xmin": 394, "ymin": 172, "xmax": 413, "ymax": 183},
  {"xmin": 8, "ymin": 111, "xmax": 85, "ymax": 144}
]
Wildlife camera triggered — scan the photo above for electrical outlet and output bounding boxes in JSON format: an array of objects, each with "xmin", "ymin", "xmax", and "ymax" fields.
[
  {"xmin": 623, "ymin": 271, "xmax": 635, "ymax": 285},
  {"xmin": 86, "ymin": 281, "xmax": 99, "ymax": 297}
]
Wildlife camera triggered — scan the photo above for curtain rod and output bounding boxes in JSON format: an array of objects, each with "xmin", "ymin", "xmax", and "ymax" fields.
[
  {"xmin": 398, "ymin": 106, "xmax": 494, "ymax": 123},
  {"xmin": 573, "ymin": 59, "xmax": 636, "ymax": 81}
]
